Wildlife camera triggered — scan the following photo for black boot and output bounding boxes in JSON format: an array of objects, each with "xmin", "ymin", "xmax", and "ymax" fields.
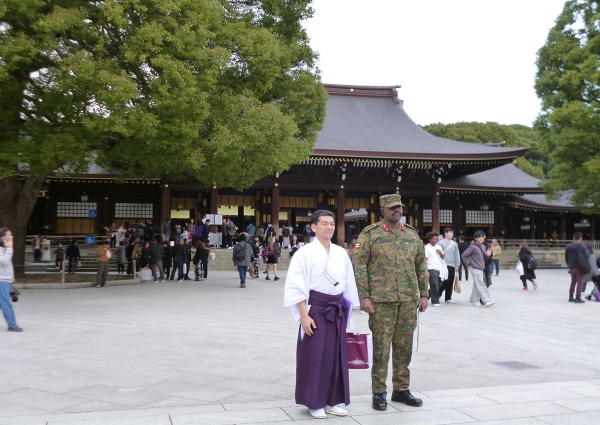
[
  {"xmin": 372, "ymin": 392, "xmax": 387, "ymax": 411},
  {"xmin": 574, "ymin": 297, "xmax": 585, "ymax": 303},
  {"xmin": 391, "ymin": 389, "xmax": 423, "ymax": 406},
  {"xmin": 568, "ymin": 295, "xmax": 575, "ymax": 302}
]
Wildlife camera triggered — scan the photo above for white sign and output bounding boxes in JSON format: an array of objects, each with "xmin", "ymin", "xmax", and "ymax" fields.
[{"xmin": 205, "ymin": 214, "xmax": 223, "ymax": 225}]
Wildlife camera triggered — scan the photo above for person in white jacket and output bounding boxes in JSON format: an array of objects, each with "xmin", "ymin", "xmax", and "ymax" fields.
[{"xmin": 0, "ymin": 228, "xmax": 22, "ymax": 332}]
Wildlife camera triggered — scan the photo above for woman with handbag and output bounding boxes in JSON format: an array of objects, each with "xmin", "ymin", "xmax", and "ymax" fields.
[{"xmin": 518, "ymin": 241, "xmax": 537, "ymax": 290}]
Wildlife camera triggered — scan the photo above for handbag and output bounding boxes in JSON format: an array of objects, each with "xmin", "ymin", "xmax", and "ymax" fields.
[
  {"xmin": 516, "ymin": 260, "xmax": 524, "ymax": 276},
  {"xmin": 347, "ymin": 319, "xmax": 373, "ymax": 369},
  {"xmin": 453, "ymin": 275, "xmax": 461, "ymax": 293}
]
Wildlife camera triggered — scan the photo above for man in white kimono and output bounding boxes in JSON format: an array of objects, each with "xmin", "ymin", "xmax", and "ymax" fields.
[{"xmin": 284, "ymin": 210, "xmax": 360, "ymax": 419}]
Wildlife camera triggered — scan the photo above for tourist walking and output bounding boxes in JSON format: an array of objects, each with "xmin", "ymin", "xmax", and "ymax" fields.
[
  {"xmin": 461, "ymin": 230, "xmax": 495, "ymax": 307},
  {"xmin": 232, "ymin": 234, "xmax": 253, "ymax": 288},
  {"xmin": 518, "ymin": 241, "xmax": 537, "ymax": 290},
  {"xmin": 193, "ymin": 241, "xmax": 209, "ymax": 280},
  {"xmin": 32, "ymin": 235, "xmax": 42, "ymax": 263},
  {"xmin": 183, "ymin": 239, "xmax": 192, "ymax": 280},
  {"xmin": 437, "ymin": 228, "xmax": 460, "ymax": 304},
  {"xmin": 162, "ymin": 219, "xmax": 171, "ymax": 242},
  {"xmin": 66, "ymin": 239, "xmax": 80, "ymax": 274},
  {"xmin": 565, "ymin": 232, "xmax": 590, "ymax": 303},
  {"xmin": 170, "ymin": 238, "xmax": 186, "ymax": 282},
  {"xmin": 250, "ymin": 236, "xmax": 261, "ymax": 279},
  {"xmin": 354, "ymin": 194, "xmax": 429, "ymax": 411},
  {"xmin": 583, "ymin": 244, "xmax": 599, "ymax": 293},
  {"xmin": 108, "ymin": 223, "xmax": 117, "ymax": 248},
  {"xmin": 0, "ymin": 228, "xmax": 22, "ymax": 332},
  {"xmin": 117, "ymin": 223, "xmax": 126, "ymax": 246},
  {"xmin": 288, "ymin": 235, "xmax": 300, "ymax": 258},
  {"xmin": 115, "ymin": 242, "xmax": 126, "ymax": 274},
  {"xmin": 425, "ymin": 232, "xmax": 444, "ymax": 307},
  {"xmin": 262, "ymin": 235, "xmax": 281, "ymax": 281},
  {"xmin": 162, "ymin": 242, "xmax": 172, "ymax": 278},
  {"xmin": 284, "ymin": 210, "xmax": 359, "ymax": 419},
  {"xmin": 54, "ymin": 243, "xmax": 65, "ymax": 268},
  {"xmin": 226, "ymin": 218, "xmax": 235, "ymax": 249},
  {"xmin": 96, "ymin": 240, "xmax": 112, "ymax": 288},
  {"xmin": 490, "ymin": 239, "xmax": 501, "ymax": 276},
  {"xmin": 457, "ymin": 235, "xmax": 469, "ymax": 282},
  {"xmin": 132, "ymin": 239, "xmax": 143, "ymax": 272},
  {"xmin": 148, "ymin": 239, "xmax": 165, "ymax": 282}
]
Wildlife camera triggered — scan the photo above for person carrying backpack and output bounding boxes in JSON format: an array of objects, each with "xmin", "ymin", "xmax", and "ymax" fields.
[
  {"xmin": 565, "ymin": 232, "xmax": 590, "ymax": 303},
  {"xmin": 518, "ymin": 241, "xmax": 537, "ymax": 290},
  {"xmin": 232, "ymin": 234, "xmax": 253, "ymax": 288}
]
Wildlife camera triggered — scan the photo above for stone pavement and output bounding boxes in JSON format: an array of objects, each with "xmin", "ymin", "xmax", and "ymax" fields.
[{"xmin": 0, "ymin": 268, "xmax": 599, "ymax": 424}]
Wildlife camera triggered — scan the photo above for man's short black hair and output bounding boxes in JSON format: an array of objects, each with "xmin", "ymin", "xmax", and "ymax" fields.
[
  {"xmin": 458, "ymin": 235, "xmax": 465, "ymax": 241},
  {"xmin": 239, "ymin": 234, "xmax": 246, "ymax": 241},
  {"xmin": 473, "ymin": 230, "xmax": 486, "ymax": 239},
  {"xmin": 573, "ymin": 231, "xmax": 583, "ymax": 240},
  {"xmin": 426, "ymin": 232, "xmax": 439, "ymax": 240},
  {"xmin": 311, "ymin": 210, "xmax": 335, "ymax": 225},
  {"xmin": 71, "ymin": 239, "xmax": 77, "ymax": 244},
  {"xmin": 443, "ymin": 227, "xmax": 454, "ymax": 235}
]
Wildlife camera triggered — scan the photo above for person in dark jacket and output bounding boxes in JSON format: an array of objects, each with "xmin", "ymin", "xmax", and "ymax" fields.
[
  {"xmin": 126, "ymin": 238, "xmax": 136, "ymax": 275},
  {"xmin": 193, "ymin": 240, "xmax": 209, "ymax": 280},
  {"xmin": 250, "ymin": 236, "xmax": 261, "ymax": 278},
  {"xmin": 170, "ymin": 238, "xmax": 186, "ymax": 281},
  {"xmin": 139, "ymin": 242, "xmax": 152, "ymax": 269},
  {"xmin": 148, "ymin": 239, "xmax": 165, "ymax": 282},
  {"xmin": 183, "ymin": 238, "xmax": 192, "ymax": 280},
  {"xmin": 66, "ymin": 239, "xmax": 80, "ymax": 274},
  {"xmin": 457, "ymin": 235, "xmax": 469, "ymax": 282},
  {"xmin": 565, "ymin": 232, "xmax": 589, "ymax": 303},
  {"xmin": 162, "ymin": 242, "xmax": 173, "ymax": 278},
  {"xmin": 518, "ymin": 241, "xmax": 537, "ymax": 290},
  {"xmin": 232, "ymin": 234, "xmax": 253, "ymax": 288}
]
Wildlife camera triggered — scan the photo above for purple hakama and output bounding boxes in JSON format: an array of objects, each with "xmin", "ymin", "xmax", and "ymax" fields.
[{"xmin": 295, "ymin": 290, "xmax": 350, "ymax": 409}]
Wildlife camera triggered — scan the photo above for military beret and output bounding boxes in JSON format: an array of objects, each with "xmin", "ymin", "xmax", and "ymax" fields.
[{"xmin": 379, "ymin": 194, "xmax": 405, "ymax": 208}]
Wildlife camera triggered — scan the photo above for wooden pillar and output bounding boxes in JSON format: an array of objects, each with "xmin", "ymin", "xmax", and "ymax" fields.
[
  {"xmin": 432, "ymin": 192, "xmax": 440, "ymax": 233},
  {"xmin": 255, "ymin": 190, "xmax": 263, "ymax": 227},
  {"xmin": 560, "ymin": 213, "xmax": 566, "ymax": 240},
  {"xmin": 42, "ymin": 196, "xmax": 52, "ymax": 233},
  {"xmin": 591, "ymin": 215, "xmax": 596, "ymax": 240},
  {"xmin": 530, "ymin": 211, "xmax": 536, "ymax": 240},
  {"xmin": 238, "ymin": 205, "xmax": 244, "ymax": 233},
  {"xmin": 369, "ymin": 194, "xmax": 378, "ymax": 225},
  {"xmin": 210, "ymin": 187, "xmax": 218, "ymax": 215},
  {"xmin": 161, "ymin": 179, "xmax": 170, "ymax": 225},
  {"xmin": 337, "ymin": 187, "xmax": 345, "ymax": 246},
  {"xmin": 271, "ymin": 185, "xmax": 280, "ymax": 238},
  {"xmin": 454, "ymin": 204, "xmax": 464, "ymax": 236}
]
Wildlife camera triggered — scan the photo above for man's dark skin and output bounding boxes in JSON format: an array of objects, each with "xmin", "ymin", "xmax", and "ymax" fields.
[{"xmin": 360, "ymin": 205, "xmax": 429, "ymax": 314}]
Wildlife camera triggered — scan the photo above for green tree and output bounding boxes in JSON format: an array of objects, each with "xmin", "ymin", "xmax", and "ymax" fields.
[
  {"xmin": 0, "ymin": 0, "xmax": 327, "ymax": 276},
  {"xmin": 421, "ymin": 121, "xmax": 546, "ymax": 178},
  {"xmin": 535, "ymin": 0, "xmax": 600, "ymax": 214}
]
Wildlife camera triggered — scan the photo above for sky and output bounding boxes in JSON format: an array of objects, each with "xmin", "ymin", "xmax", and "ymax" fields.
[{"xmin": 303, "ymin": 0, "xmax": 567, "ymax": 127}]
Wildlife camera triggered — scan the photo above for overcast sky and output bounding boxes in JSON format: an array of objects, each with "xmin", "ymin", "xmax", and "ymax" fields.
[{"xmin": 303, "ymin": 0, "xmax": 567, "ymax": 127}]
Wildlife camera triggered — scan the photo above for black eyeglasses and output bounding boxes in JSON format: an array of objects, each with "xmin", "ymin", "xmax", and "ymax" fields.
[{"xmin": 324, "ymin": 271, "xmax": 339, "ymax": 286}]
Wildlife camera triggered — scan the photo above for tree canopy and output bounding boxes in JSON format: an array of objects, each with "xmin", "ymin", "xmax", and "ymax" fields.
[
  {"xmin": 535, "ymin": 0, "xmax": 600, "ymax": 214},
  {"xmin": 421, "ymin": 121, "xmax": 547, "ymax": 179},
  {"xmin": 0, "ymin": 0, "xmax": 327, "ymax": 275}
]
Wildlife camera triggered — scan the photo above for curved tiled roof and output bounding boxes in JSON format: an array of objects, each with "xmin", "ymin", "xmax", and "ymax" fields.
[
  {"xmin": 440, "ymin": 164, "xmax": 543, "ymax": 193},
  {"xmin": 314, "ymin": 84, "xmax": 528, "ymax": 161}
]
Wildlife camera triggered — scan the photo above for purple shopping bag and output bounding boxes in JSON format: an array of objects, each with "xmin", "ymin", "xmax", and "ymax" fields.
[{"xmin": 347, "ymin": 332, "xmax": 372, "ymax": 369}]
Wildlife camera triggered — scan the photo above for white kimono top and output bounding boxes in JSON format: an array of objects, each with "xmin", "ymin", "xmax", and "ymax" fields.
[{"xmin": 283, "ymin": 239, "xmax": 360, "ymax": 324}]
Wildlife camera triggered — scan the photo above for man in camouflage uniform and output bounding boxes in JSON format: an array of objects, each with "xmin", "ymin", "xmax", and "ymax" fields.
[{"xmin": 354, "ymin": 194, "xmax": 429, "ymax": 411}]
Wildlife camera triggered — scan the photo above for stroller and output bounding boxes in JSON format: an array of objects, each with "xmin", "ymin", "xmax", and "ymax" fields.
[
  {"xmin": 9, "ymin": 285, "xmax": 20, "ymax": 302},
  {"xmin": 585, "ymin": 275, "xmax": 600, "ymax": 301}
]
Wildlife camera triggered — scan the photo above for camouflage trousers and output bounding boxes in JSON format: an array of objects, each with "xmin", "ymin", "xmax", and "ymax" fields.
[{"xmin": 368, "ymin": 301, "xmax": 417, "ymax": 393}]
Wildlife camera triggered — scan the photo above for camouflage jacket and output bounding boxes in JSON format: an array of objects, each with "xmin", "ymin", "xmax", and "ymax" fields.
[{"xmin": 354, "ymin": 221, "xmax": 429, "ymax": 302}]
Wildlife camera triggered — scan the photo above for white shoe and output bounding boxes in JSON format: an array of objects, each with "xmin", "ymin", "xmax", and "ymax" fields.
[
  {"xmin": 154, "ymin": 280, "xmax": 158, "ymax": 283},
  {"xmin": 432, "ymin": 303, "xmax": 441, "ymax": 307},
  {"xmin": 161, "ymin": 280, "xmax": 165, "ymax": 283},
  {"xmin": 445, "ymin": 300, "xmax": 455, "ymax": 304},
  {"xmin": 468, "ymin": 302, "xmax": 480, "ymax": 306},
  {"xmin": 177, "ymin": 279, "xmax": 183, "ymax": 282},
  {"xmin": 308, "ymin": 408, "xmax": 327, "ymax": 419},
  {"xmin": 484, "ymin": 301, "xmax": 496, "ymax": 307},
  {"xmin": 325, "ymin": 405, "xmax": 348, "ymax": 416}
]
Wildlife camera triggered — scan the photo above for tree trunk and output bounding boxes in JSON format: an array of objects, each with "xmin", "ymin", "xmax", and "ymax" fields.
[{"xmin": 0, "ymin": 175, "xmax": 47, "ymax": 278}]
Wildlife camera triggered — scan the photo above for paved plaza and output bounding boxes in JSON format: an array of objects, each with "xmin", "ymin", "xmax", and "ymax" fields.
[{"xmin": 1, "ymin": 268, "xmax": 599, "ymax": 424}]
